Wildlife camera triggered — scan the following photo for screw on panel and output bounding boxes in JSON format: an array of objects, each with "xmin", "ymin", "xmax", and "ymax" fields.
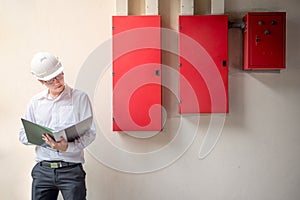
[{"xmin": 155, "ymin": 69, "xmax": 160, "ymax": 76}]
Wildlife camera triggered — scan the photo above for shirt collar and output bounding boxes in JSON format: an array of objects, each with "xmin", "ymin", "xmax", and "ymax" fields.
[{"xmin": 37, "ymin": 84, "xmax": 72, "ymax": 100}]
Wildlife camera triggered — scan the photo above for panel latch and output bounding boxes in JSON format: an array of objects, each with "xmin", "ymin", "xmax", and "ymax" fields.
[{"xmin": 155, "ymin": 69, "xmax": 160, "ymax": 76}]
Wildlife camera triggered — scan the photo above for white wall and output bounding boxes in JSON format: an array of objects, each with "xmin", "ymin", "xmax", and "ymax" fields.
[{"xmin": 1, "ymin": 0, "xmax": 300, "ymax": 199}]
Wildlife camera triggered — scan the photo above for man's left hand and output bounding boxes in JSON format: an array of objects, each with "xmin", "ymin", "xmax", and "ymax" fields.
[{"xmin": 42, "ymin": 134, "xmax": 68, "ymax": 152}]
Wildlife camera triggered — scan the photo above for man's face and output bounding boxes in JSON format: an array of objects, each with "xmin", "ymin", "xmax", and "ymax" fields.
[{"xmin": 41, "ymin": 72, "xmax": 65, "ymax": 95}]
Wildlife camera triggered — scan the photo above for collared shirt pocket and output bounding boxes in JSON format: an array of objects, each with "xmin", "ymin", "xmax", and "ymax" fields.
[{"xmin": 59, "ymin": 105, "xmax": 76, "ymax": 125}]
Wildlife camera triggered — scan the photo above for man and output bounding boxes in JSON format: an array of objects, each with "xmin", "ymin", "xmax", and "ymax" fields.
[{"xmin": 19, "ymin": 52, "xmax": 96, "ymax": 200}]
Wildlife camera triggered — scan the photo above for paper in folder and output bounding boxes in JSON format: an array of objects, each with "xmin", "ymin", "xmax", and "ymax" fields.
[{"xmin": 21, "ymin": 116, "xmax": 93, "ymax": 146}]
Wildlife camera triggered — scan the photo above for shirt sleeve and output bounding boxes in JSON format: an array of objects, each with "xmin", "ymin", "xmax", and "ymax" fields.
[
  {"xmin": 65, "ymin": 123, "xmax": 96, "ymax": 152},
  {"xmin": 19, "ymin": 99, "xmax": 36, "ymax": 145},
  {"xmin": 65, "ymin": 93, "xmax": 96, "ymax": 152}
]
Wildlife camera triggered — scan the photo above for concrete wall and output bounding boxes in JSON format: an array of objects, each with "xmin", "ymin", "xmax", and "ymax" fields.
[{"xmin": 1, "ymin": 0, "xmax": 300, "ymax": 199}]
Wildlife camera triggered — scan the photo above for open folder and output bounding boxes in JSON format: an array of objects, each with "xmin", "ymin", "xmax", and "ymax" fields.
[{"xmin": 21, "ymin": 116, "xmax": 93, "ymax": 146}]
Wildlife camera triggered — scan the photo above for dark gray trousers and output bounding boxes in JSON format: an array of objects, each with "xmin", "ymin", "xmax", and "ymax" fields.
[{"xmin": 31, "ymin": 163, "xmax": 86, "ymax": 200}]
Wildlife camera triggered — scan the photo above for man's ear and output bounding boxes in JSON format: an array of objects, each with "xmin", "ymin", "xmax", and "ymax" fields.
[{"xmin": 38, "ymin": 80, "xmax": 44, "ymax": 85}]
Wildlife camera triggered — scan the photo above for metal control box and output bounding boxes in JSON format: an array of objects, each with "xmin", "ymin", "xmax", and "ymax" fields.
[
  {"xmin": 112, "ymin": 16, "xmax": 161, "ymax": 131},
  {"xmin": 179, "ymin": 15, "xmax": 228, "ymax": 113},
  {"xmin": 243, "ymin": 12, "xmax": 286, "ymax": 70}
]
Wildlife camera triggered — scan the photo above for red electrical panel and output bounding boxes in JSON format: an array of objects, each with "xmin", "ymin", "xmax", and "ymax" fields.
[
  {"xmin": 112, "ymin": 16, "xmax": 161, "ymax": 131},
  {"xmin": 179, "ymin": 15, "xmax": 228, "ymax": 113},
  {"xmin": 243, "ymin": 12, "xmax": 286, "ymax": 70}
]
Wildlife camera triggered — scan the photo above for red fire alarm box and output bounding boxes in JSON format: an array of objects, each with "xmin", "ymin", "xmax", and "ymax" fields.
[
  {"xmin": 179, "ymin": 15, "xmax": 228, "ymax": 113},
  {"xmin": 243, "ymin": 12, "xmax": 286, "ymax": 70},
  {"xmin": 112, "ymin": 16, "xmax": 161, "ymax": 131}
]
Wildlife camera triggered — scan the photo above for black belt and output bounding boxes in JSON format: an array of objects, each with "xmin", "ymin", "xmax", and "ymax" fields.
[{"xmin": 40, "ymin": 161, "xmax": 80, "ymax": 169}]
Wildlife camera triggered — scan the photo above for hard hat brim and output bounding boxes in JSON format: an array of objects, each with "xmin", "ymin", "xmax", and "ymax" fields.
[{"xmin": 35, "ymin": 66, "xmax": 64, "ymax": 81}]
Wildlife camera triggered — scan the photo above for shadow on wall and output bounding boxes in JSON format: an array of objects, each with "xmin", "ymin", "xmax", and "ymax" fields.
[
  {"xmin": 285, "ymin": 19, "xmax": 300, "ymax": 68},
  {"xmin": 228, "ymin": 27, "xmax": 244, "ymax": 73}
]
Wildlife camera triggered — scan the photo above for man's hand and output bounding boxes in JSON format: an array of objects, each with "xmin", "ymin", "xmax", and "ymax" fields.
[{"xmin": 42, "ymin": 133, "xmax": 68, "ymax": 152}]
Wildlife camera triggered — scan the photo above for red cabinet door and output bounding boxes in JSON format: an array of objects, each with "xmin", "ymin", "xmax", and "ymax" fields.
[
  {"xmin": 243, "ymin": 12, "xmax": 286, "ymax": 70},
  {"xmin": 112, "ymin": 16, "xmax": 161, "ymax": 131},
  {"xmin": 179, "ymin": 15, "xmax": 228, "ymax": 113}
]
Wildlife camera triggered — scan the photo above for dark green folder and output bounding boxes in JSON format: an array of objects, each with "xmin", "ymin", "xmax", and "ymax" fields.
[{"xmin": 21, "ymin": 117, "xmax": 92, "ymax": 146}]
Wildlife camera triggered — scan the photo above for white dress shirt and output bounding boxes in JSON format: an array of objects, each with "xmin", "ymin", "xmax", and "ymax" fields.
[{"xmin": 19, "ymin": 84, "xmax": 96, "ymax": 163}]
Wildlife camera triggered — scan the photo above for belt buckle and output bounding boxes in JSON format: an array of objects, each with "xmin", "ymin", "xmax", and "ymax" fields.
[{"xmin": 50, "ymin": 162, "xmax": 60, "ymax": 168}]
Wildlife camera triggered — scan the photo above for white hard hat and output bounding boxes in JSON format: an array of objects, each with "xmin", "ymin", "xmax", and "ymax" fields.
[{"xmin": 30, "ymin": 52, "xmax": 64, "ymax": 81}]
